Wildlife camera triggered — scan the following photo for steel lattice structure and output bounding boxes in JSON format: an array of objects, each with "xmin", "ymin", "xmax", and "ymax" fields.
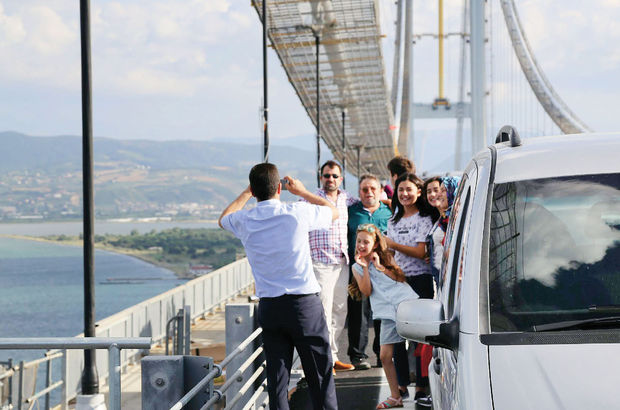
[{"xmin": 253, "ymin": 0, "xmax": 396, "ymax": 178}]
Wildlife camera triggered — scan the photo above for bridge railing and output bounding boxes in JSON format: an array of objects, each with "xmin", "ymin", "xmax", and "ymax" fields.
[
  {"xmin": 144, "ymin": 303, "xmax": 303, "ymax": 410},
  {"xmin": 0, "ymin": 338, "xmax": 151, "ymax": 410},
  {"xmin": 2, "ymin": 258, "xmax": 254, "ymax": 410}
]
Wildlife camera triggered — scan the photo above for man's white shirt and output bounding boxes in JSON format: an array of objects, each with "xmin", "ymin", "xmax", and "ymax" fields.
[{"xmin": 221, "ymin": 199, "xmax": 332, "ymax": 297}]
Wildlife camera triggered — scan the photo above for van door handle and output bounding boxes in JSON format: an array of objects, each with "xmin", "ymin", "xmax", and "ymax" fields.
[{"xmin": 433, "ymin": 357, "xmax": 441, "ymax": 375}]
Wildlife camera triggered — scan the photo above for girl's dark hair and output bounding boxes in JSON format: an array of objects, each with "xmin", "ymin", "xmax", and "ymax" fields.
[
  {"xmin": 422, "ymin": 176, "xmax": 442, "ymax": 223},
  {"xmin": 390, "ymin": 173, "xmax": 435, "ymax": 224},
  {"xmin": 348, "ymin": 225, "xmax": 405, "ymax": 301}
]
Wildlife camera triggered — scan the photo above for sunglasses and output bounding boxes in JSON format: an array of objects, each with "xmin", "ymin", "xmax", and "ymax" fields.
[
  {"xmin": 356, "ymin": 223, "xmax": 376, "ymax": 233},
  {"xmin": 322, "ymin": 174, "xmax": 340, "ymax": 179}
]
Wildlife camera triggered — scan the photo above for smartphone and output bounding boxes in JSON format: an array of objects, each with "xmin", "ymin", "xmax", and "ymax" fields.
[{"xmin": 280, "ymin": 178, "xmax": 288, "ymax": 190}]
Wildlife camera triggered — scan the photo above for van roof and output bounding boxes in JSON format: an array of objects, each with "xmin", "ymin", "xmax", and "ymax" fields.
[{"xmin": 488, "ymin": 133, "xmax": 620, "ymax": 184}]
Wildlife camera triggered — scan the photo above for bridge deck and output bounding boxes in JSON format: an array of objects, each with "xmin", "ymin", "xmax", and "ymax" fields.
[{"xmin": 290, "ymin": 318, "xmax": 420, "ymax": 410}]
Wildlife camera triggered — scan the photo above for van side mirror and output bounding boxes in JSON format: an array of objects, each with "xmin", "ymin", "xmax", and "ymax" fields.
[{"xmin": 396, "ymin": 299, "xmax": 459, "ymax": 351}]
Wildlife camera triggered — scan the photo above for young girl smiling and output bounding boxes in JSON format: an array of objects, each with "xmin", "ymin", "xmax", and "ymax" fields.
[{"xmin": 350, "ymin": 224, "xmax": 418, "ymax": 409}]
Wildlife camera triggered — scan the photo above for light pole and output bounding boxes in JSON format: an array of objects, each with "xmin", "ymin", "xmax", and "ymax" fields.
[
  {"xmin": 341, "ymin": 109, "xmax": 346, "ymax": 189},
  {"xmin": 314, "ymin": 30, "xmax": 321, "ymax": 187},
  {"xmin": 79, "ymin": 0, "xmax": 98, "ymax": 395},
  {"xmin": 262, "ymin": 0, "xmax": 269, "ymax": 162}
]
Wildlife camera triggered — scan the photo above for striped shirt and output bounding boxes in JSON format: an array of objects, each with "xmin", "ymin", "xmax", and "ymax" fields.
[{"xmin": 306, "ymin": 189, "xmax": 357, "ymax": 264}]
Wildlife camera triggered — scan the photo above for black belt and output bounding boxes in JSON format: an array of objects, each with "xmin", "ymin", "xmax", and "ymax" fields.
[{"xmin": 260, "ymin": 292, "xmax": 319, "ymax": 301}]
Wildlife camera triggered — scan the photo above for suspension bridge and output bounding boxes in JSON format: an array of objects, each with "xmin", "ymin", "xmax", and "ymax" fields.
[
  {"xmin": 0, "ymin": 1, "xmax": 598, "ymax": 409},
  {"xmin": 252, "ymin": 0, "xmax": 590, "ymax": 178}
]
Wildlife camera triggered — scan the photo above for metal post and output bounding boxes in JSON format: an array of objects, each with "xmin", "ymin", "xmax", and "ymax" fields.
[
  {"xmin": 7, "ymin": 358, "xmax": 13, "ymax": 408},
  {"xmin": 183, "ymin": 306, "xmax": 191, "ymax": 356},
  {"xmin": 45, "ymin": 352, "xmax": 52, "ymax": 410},
  {"xmin": 315, "ymin": 33, "xmax": 321, "ymax": 187},
  {"xmin": 175, "ymin": 312, "xmax": 181, "ymax": 355},
  {"xmin": 226, "ymin": 304, "xmax": 260, "ymax": 410},
  {"xmin": 341, "ymin": 110, "xmax": 346, "ymax": 189},
  {"xmin": 17, "ymin": 360, "xmax": 23, "ymax": 410},
  {"xmin": 108, "ymin": 344, "xmax": 121, "ymax": 410},
  {"xmin": 262, "ymin": 0, "xmax": 269, "ymax": 162},
  {"xmin": 61, "ymin": 351, "xmax": 68, "ymax": 410},
  {"xmin": 356, "ymin": 146, "xmax": 361, "ymax": 178},
  {"xmin": 470, "ymin": 0, "xmax": 487, "ymax": 153},
  {"xmin": 79, "ymin": 0, "xmax": 99, "ymax": 394}
]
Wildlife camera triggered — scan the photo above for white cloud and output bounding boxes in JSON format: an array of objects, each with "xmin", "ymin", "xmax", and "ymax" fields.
[
  {"xmin": 1, "ymin": 0, "xmax": 619, "ymax": 140},
  {"xmin": 0, "ymin": 4, "xmax": 26, "ymax": 44},
  {"xmin": 23, "ymin": 6, "xmax": 75, "ymax": 54}
]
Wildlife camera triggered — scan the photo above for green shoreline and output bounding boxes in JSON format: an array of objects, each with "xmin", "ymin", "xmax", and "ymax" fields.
[{"xmin": 0, "ymin": 234, "xmax": 194, "ymax": 279}]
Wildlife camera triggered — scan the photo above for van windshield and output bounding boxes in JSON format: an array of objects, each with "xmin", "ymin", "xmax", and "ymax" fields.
[{"xmin": 488, "ymin": 173, "xmax": 620, "ymax": 332}]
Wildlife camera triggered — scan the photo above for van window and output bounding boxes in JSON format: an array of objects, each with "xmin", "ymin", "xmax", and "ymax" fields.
[
  {"xmin": 488, "ymin": 173, "xmax": 620, "ymax": 332},
  {"xmin": 446, "ymin": 188, "xmax": 471, "ymax": 319},
  {"xmin": 436, "ymin": 174, "xmax": 470, "ymax": 321}
]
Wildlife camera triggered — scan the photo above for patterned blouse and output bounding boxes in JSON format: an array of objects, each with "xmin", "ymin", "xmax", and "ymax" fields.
[{"xmin": 387, "ymin": 212, "xmax": 433, "ymax": 277}]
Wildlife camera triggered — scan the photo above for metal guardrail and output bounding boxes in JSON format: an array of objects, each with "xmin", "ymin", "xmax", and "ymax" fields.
[
  {"xmin": 0, "ymin": 338, "xmax": 151, "ymax": 410},
  {"xmin": 2, "ymin": 258, "xmax": 254, "ymax": 409},
  {"xmin": 165, "ymin": 306, "xmax": 191, "ymax": 356},
  {"xmin": 146, "ymin": 303, "xmax": 303, "ymax": 410},
  {"xmin": 170, "ymin": 327, "xmax": 264, "ymax": 410}
]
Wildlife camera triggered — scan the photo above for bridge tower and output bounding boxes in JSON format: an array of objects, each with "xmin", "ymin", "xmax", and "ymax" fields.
[{"xmin": 393, "ymin": 0, "xmax": 487, "ymax": 170}]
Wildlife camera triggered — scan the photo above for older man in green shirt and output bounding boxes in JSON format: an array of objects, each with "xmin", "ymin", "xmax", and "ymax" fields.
[{"xmin": 346, "ymin": 174, "xmax": 392, "ymax": 369}]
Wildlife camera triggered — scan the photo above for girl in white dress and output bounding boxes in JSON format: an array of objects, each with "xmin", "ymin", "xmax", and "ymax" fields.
[{"xmin": 350, "ymin": 224, "xmax": 418, "ymax": 409}]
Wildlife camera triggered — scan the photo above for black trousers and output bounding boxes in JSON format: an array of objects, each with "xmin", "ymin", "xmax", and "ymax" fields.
[
  {"xmin": 258, "ymin": 293, "xmax": 338, "ymax": 410},
  {"xmin": 406, "ymin": 274, "xmax": 435, "ymax": 388}
]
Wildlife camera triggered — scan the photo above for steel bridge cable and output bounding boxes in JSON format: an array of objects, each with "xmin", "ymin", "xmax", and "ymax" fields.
[
  {"xmin": 455, "ymin": 0, "xmax": 468, "ymax": 170},
  {"xmin": 391, "ymin": 0, "xmax": 403, "ymax": 116},
  {"xmin": 500, "ymin": 0, "xmax": 591, "ymax": 134}
]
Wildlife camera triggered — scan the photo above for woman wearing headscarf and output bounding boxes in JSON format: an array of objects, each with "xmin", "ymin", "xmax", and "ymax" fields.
[{"xmin": 423, "ymin": 175, "xmax": 461, "ymax": 284}]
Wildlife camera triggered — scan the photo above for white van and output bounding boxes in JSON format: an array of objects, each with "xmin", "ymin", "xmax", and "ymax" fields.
[{"xmin": 396, "ymin": 128, "xmax": 620, "ymax": 409}]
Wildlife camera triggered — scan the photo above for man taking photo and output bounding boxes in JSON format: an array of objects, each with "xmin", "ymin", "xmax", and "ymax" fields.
[{"xmin": 219, "ymin": 163, "xmax": 338, "ymax": 410}]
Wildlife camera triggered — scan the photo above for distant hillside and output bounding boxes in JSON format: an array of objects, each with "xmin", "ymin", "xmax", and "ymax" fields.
[
  {"xmin": 0, "ymin": 131, "xmax": 319, "ymax": 219},
  {"xmin": 0, "ymin": 131, "xmax": 316, "ymax": 173}
]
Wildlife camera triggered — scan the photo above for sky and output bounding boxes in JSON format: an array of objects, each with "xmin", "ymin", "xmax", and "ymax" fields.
[{"xmin": 0, "ymin": 0, "xmax": 619, "ymax": 171}]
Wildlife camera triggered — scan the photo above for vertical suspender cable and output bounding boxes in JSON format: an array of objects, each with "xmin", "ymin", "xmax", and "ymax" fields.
[
  {"xmin": 79, "ymin": 0, "xmax": 99, "ymax": 395},
  {"xmin": 455, "ymin": 0, "xmax": 468, "ymax": 171},
  {"xmin": 262, "ymin": 0, "xmax": 269, "ymax": 162},
  {"xmin": 391, "ymin": 0, "xmax": 404, "ymax": 115},
  {"xmin": 398, "ymin": 0, "xmax": 414, "ymax": 157},
  {"xmin": 470, "ymin": 0, "xmax": 487, "ymax": 151},
  {"xmin": 438, "ymin": 0, "xmax": 445, "ymax": 100},
  {"xmin": 316, "ymin": 33, "xmax": 321, "ymax": 187},
  {"xmin": 356, "ymin": 146, "xmax": 361, "ymax": 180},
  {"xmin": 342, "ymin": 110, "xmax": 346, "ymax": 190}
]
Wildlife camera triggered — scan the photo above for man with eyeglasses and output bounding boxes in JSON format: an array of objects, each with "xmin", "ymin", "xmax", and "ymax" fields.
[
  {"xmin": 306, "ymin": 160, "xmax": 357, "ymax": 372},
  {"xmin": 346, "ymin": 174, "xmax": 394, "ymax": 370}
]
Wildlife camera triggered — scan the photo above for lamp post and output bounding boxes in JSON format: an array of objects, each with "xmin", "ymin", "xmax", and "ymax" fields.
[
  {"xmin": 314, "ymin": 30, "xmax": 321, "ymax": 187},
  {"xmin": 262, "ymin": 0, "xmax": 269, "ymax": 162},
  {"xmin": 341, "ymin": 109, "xmax": 346, "ymax": 189},
  {"xmin": 349, "ymin": 143, "xmax": 365, "ymax": 184},
  {"xmin": 79, "ymin": 0, "xmax": 98, "ymax": 395}
]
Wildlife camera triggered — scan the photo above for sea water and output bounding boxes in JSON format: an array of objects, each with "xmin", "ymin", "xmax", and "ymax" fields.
[{"xmin": 0, "ymin": 237, "xmax": 184, "ymax": 362}]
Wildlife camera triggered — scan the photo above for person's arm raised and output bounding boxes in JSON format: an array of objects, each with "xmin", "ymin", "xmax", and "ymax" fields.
[
  {"xmin": 218, "ymin": 185, "xmax": 252, "ymax": 229},
  {"xmin": 284, "ymin": 176, "xmax": 339, "ymax": 221},
  {"xmin": 384, "ymin": 236, "xmax": 427, "ymax": 259}
]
